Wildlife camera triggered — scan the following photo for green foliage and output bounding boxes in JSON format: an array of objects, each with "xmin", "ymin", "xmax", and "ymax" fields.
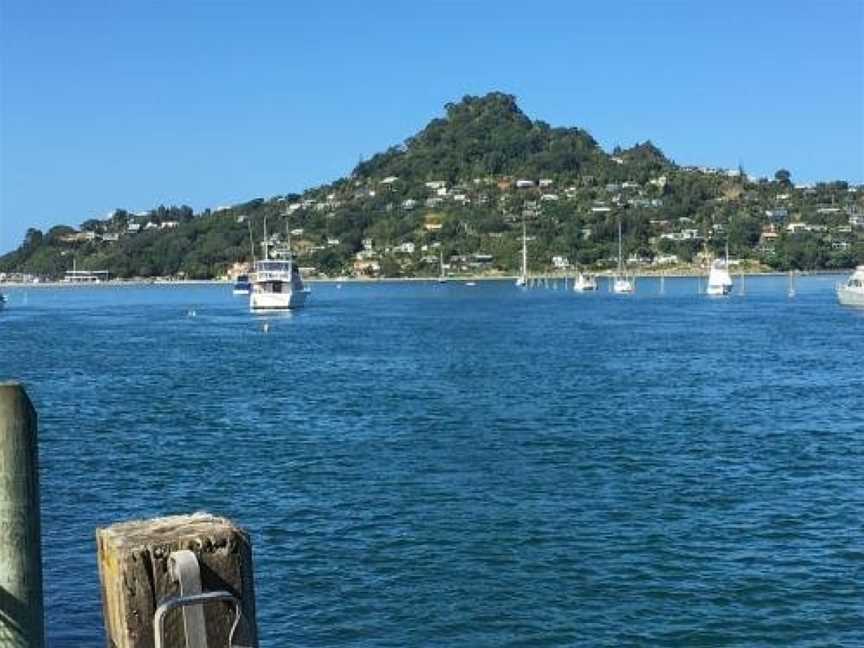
[{"xmin": 1, "ymin": 92, "xmax": 860, "ymax": 279}]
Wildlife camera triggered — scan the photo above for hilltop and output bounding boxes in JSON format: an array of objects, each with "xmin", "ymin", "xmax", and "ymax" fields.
[{"xmin": 1, "ymin": 92, "xmax": 862, "ymax": 281}]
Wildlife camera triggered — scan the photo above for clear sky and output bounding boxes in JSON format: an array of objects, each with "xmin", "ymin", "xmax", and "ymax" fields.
[{"xmin": 1, "ymin": 0, "xmax": 862, "ymax": 253}]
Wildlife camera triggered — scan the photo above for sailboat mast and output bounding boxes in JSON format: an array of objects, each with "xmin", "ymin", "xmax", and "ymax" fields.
[
  {"xmin": 248, "ymin": 221, "xmax": 256, "ymax": 264},
  {"xmin": 522, "ymin": 221, "xmax": 528, "ymax": 280},
  {"xmin": 618, "ymin": 219, "xmax": 623, "ymax": 276},
  {"xmin": 263, "ymin": 216, "xmax": 269, "ymax": 260}
]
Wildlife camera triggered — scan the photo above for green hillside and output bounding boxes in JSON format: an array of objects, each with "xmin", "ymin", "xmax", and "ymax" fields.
[{"xmin": 2, "ymin": 92, "xmax": 862, "ymax": 280}]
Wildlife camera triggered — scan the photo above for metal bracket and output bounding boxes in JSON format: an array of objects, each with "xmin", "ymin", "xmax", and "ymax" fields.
[{"xmin": 154, "ymin": 549, "xmax": 246, "ymax": 648}]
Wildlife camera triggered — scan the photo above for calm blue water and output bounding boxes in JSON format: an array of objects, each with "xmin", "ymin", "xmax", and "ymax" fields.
[{"xmin": 1, "ymin": 276, "xmax": 863, "ymax": 646}]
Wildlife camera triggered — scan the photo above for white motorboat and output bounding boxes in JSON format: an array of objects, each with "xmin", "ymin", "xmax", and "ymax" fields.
[
  {"xmin": 837, "ymin": 266, "xmax": 864, "ymax": 307},
  {"xmin": 515, "ymin": 221, "xmax": 528, "ymax": 287},
  {"xmin": 572, "ymin": 271, "xmax": 597, "ymax": 292},
  {"xmin": 612, "ymin": 220, "xmax": 634, "ymax": 294},
  {"xmin": 706, "ymin": 244, "xmax": 734, "ymax": 296},
  {"xmin": 249, "ymin": 221, "xmax": 310, "ymax": 311}
]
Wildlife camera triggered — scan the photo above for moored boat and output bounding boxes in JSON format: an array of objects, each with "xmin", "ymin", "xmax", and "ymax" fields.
[
  {"xmin": 612, "ymin": 220, "xmax": 634, "ymax": 294},
  {"xmin": 837, "ymin": 266, "xmax": 864, "ymax": 307},
  {"xmin": 515, "ymin": 221, "xmax": 528, "ymax": 287},
  {"xmin": 232, "ymin": 274, "xmax": 251, "ymax": 295},
  {"xmin": 249, "ymin": 221, "xmax": 310, "ymax": 311},
  {"xmin": 706, "ymin": 243, "xmax": 734, "ymax": 296},
  {"xmin": 573, "ymin": 271, "xmax": 597, "ymax": 292}
]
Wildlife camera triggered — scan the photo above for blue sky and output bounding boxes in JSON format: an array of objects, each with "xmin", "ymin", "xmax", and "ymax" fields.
[{"xmin": 1, "ymin": 0, "xmax": 862, "ymax": 253}]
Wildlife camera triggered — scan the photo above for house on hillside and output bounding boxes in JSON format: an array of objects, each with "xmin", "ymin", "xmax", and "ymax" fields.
[{"xmin": 516, "ymin": 179, "xmax": 535, "ymax": 189}]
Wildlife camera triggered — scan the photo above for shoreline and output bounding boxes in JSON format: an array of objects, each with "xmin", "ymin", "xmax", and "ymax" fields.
[{"xmin": 0, "ymin": 268, "xmax": 852, "ymax": 289}]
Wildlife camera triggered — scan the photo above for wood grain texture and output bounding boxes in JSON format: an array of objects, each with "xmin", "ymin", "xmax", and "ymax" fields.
[{"xmin": 97, "ymin": 513, "xmax": 258, "ymax": 648}]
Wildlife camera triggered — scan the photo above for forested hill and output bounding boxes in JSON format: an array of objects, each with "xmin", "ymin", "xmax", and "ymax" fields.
[{"xmin": 2, "ymin": 92, "xmax": 862, "ymax": 280}]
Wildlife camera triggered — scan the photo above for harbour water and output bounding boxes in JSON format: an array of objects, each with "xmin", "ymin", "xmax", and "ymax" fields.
[{"xmin": 1, "ymin": 275, "xmax": 862, "ymax": 646}]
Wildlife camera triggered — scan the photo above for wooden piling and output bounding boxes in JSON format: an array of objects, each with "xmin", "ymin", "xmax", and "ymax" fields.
[
  {"xmin": 96, "ymin": 513, "xmax": 258, "ymax": 648},
  {"xmin": 0, "ymin": 382, "xmax": 45, "ymax": 648}
]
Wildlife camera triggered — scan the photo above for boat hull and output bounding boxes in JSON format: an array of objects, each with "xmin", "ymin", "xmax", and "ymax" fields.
[
  {"xmin": 250, "ymin": 287, "xmax": 309, "ymax": 310},
  {"xmin": 837, "ymin": 287, "xmax": 864, "ymax": 308},
  {"xmin": 706, "ymin": 284, "xmax": 733, "ymax": 296},
  {"xmin": 613, "ymin": 279, "xmax": 634, "ymax": 294}
]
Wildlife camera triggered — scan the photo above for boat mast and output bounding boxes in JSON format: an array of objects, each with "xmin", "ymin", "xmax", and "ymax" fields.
[
  {"xmin": 263, "ymin": 216, "xmax": 269, "ymax": 260},
  {"xmin": 617, "ymin": 219, "xmax": 623, "ymax": 278},
  {"xmin": 248, "ymin": 221, "xmax": 256, "ymax": 265},
  {"xmin": 440, "ymin": 250, "xmax": 445, "ymax": 279},
  {"xmin": 522, "ymin": 220, "xmax": 528, "ymax": 282}
]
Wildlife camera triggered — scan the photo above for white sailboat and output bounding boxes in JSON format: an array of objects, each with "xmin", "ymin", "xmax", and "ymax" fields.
[
  {"xmin": 612, "ymin": 220, "xmax": 634, "ymax": 294},
  {"xmin": 573, "ymin": 270, "xmax": 598, "ymax": 292},
  {"xmin": 706, "ymin": 242, "xmax": 734, "ymax": 296},
  {"xmin": 837, "ymin": 266, "xmax": 864, "ymax": 307},
  {"xmin": 249, "ymin": 219, "xmax": 310, "ymax": 311},
  {"xmin": 515, "ymin": 221, "xmax": 528, "ymax": 287}
]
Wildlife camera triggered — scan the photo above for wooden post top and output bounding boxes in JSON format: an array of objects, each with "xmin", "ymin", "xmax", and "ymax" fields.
[
  {"xmin": 97, "ymin": 512, "xmax": 258, "ymax": 647},
  {"xmin": 98, "ymin": 513, "xmax": 249, "ymax": 552}
]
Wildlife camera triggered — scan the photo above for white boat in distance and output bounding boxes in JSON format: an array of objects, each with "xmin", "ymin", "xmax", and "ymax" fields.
[
  {"xmin": 250, "ymin": 221, "xmax": 310, "ymax": 311},
  {"xmin": 573, "ymin": 271, "xmax": 598, "ymax": 292},
  {"xmin": 232, "ymin": 274, "xmax": 251, "ymax": 295},
  {"xmin": 837, "ymin": 266, "xmax": 864, "ymax": 307},
  {"xmin": 515, "ymin": 221, "xmax": 528, "ymax": 287},
  {"xmin": 706, "ymin": 244, "xmax": 734, "ymax": 296},
  {"xmin": 612, "ymin": 220, "xmax": 634, "ymax": 294}
]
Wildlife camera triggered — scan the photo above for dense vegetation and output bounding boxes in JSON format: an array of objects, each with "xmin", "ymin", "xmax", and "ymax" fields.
[{"xmin": 2, "ymin": 92, "xmax": 862, "ymax": 280}]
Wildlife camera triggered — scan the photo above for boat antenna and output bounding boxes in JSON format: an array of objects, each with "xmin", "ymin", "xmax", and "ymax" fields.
[{"xmin": 263, "ymin": 215, "xmax": 269, "ymax": 260}]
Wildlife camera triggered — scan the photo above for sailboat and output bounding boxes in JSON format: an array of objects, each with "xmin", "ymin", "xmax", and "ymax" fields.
[
  {"xmin": 437, "ymin": 250, "xmax": 448, "ymax": 283},
  {"xmin": 573, "ymin": 268, "xmax": 598, "ymax": 292},
  {"xmin": 515, "ymin": 221, "xmax": 528, "ymax": 287},
  {"xmin": 612, "ymin": 220, "xmax": 634, "ymax": 294},
  {"xmin": 706, "ymin": 242, "xmax": 734, "ymax": 296}
]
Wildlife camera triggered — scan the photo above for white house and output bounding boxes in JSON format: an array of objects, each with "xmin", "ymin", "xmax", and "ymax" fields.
[
  {"xmin": 395, "ymin": 242, "xmax": 416, "ymax": 254},
  {"xmin": 551, "ymin": 255, "xmax": 570, "ymax": 269},
  {"xmin": 425, "ymin": 181, "xmax": 447, "ymax": 190},
  {"xmin": 516, "ymin": 179, "xmax": 535, "ymax": 189},
  {"xmin": 539, "ymin": 178, "xmax": 554, "ymax": 188}
]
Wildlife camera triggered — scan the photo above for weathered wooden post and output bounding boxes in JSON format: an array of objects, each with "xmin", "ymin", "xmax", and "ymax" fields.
[
  {"xmin": 97, "ymin": 513, "xmax": 258, "ymax": 647},
  {"xmin": 0, "ymin": 382, "xmax": 45, "ymax": 648}
]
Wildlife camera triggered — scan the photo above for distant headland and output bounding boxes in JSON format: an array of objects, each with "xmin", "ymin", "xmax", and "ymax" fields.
[{"xmin": 2, "ymin": 92, "xmax": 862, "ymax": 283}]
